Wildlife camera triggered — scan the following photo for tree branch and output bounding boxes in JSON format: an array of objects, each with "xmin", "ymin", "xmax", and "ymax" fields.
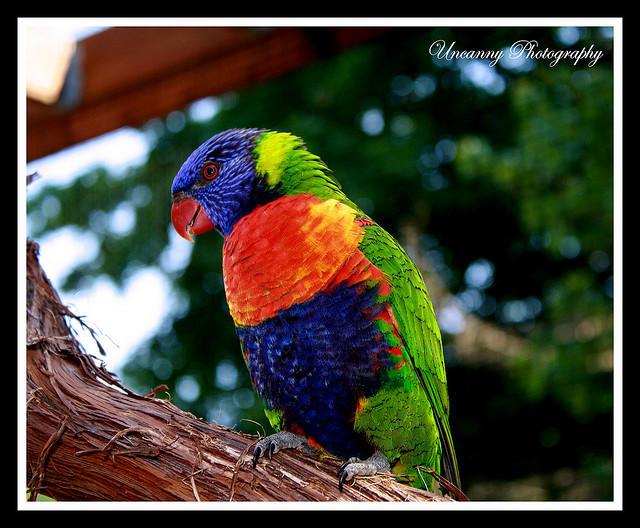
[{"xmin": 25, "ymin": 239, "xmax": 452, "ymax": 503}]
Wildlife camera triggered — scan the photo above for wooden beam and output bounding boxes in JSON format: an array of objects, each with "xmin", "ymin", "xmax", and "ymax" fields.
[{"xmin": 26, "ymin": 26, "xmax": 387, "ymax": 162}]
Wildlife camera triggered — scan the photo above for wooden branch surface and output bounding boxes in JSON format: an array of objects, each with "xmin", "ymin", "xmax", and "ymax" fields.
[{"xmin": 25, "ymin": 240, "xmax": 452, "ymax": 503}]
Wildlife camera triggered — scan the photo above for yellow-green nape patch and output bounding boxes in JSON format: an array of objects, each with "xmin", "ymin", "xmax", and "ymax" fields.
[
  {"xmin": 253, "ymin": 129, "xmax": 355, "ymax": 206},
  {"xmin": 254, "ymin": 131, "xmax": 304, "ymax": 187}
]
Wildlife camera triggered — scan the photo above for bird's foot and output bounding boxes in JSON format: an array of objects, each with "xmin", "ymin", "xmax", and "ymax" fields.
[
  {"xmin": 252, "ymin": 431, "xmax": 307, "ymax": 468},
  {"xmin": 337, "ymin": 450, "xmax": 391, "ymax": 491}
]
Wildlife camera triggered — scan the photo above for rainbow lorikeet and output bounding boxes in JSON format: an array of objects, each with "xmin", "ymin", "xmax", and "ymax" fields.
[{"xmin": 170, "ymin": 128, "xmax": 461, "ymax": 494}]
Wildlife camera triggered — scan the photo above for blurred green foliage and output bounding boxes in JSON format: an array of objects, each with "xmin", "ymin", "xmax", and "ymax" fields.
[{"xmin": 26, "ymin": 26, "xmax": 615, "ymax": 500}]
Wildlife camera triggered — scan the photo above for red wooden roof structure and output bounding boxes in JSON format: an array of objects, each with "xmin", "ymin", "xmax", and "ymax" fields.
[{"xmin": 26, "ymin": 26, "xmax": 388, "ymax": 162}]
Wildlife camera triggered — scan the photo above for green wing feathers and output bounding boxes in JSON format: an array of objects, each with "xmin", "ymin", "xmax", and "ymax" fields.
[{"xmin": 357, "ymin": 220, "xmax": 460, "ymax": 489}]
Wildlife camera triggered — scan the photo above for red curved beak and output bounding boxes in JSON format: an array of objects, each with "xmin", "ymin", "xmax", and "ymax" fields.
[{"xmin": 171, "ymin": 195, "xmax": 216, "ymax": 242}]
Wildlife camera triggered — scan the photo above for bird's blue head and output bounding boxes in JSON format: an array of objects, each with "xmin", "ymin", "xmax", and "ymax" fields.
[
  {"xmin": 170, "ymin": 127, "xmax": 278, "ymax": 239},
  {"xmin": 171, "ymin": 127, "xmax": 345, "ymax": 241}
]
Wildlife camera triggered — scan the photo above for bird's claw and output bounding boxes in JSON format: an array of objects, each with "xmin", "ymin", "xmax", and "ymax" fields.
[
  {"xmin": 337, "ymin": 460, "xmax": 355, "ymax": 492},
  {"xmin": 251, "ymin": 435, "xmax": 391, "ymax": 493},
  {"xmin": 251, "ymin": 441, "xmax": 276, "ymax": 468},
  {"xmin": 251, "ymin": 431, "xmax": 307, "ymax": 468},
  {"xmin": 336, "ymin": 451, "xmax": 391, "ymax": 492}
]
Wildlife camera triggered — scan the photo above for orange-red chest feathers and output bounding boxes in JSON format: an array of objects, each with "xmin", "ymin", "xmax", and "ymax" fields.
[{"xmin": 222, "ymin": 193, "xmax": 384, "ymax": 327}]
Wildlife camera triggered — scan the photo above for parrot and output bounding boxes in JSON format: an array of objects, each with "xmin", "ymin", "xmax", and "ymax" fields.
[{"xmin": 170, "ymin": 128, "xmax": 461, "ymax": 495}]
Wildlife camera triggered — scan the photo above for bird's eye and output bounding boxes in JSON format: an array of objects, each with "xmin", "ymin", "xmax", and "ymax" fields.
[{"xmin": 201, "ymin": 161, "xmax": 219, "ymax": 180}]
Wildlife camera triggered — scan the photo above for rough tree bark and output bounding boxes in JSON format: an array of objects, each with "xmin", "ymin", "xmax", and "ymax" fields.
[{"xmin": 25, "ymin": 239, "xmax": 454, "ymax": 503}]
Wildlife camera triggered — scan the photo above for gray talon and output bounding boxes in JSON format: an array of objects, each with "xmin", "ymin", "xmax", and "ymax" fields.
[
  {"xmin": 336, "ymin": 450, "xmax": 391, "ymax": 491},
  {"xmin": 252, "ymin": 431, "xmax": 307, "ymax": 468}
]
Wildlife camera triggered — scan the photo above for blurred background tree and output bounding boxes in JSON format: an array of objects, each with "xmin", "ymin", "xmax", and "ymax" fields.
[{"xmin": 26, "ymin": 26, "xmax": 615, "ymax": 501}]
